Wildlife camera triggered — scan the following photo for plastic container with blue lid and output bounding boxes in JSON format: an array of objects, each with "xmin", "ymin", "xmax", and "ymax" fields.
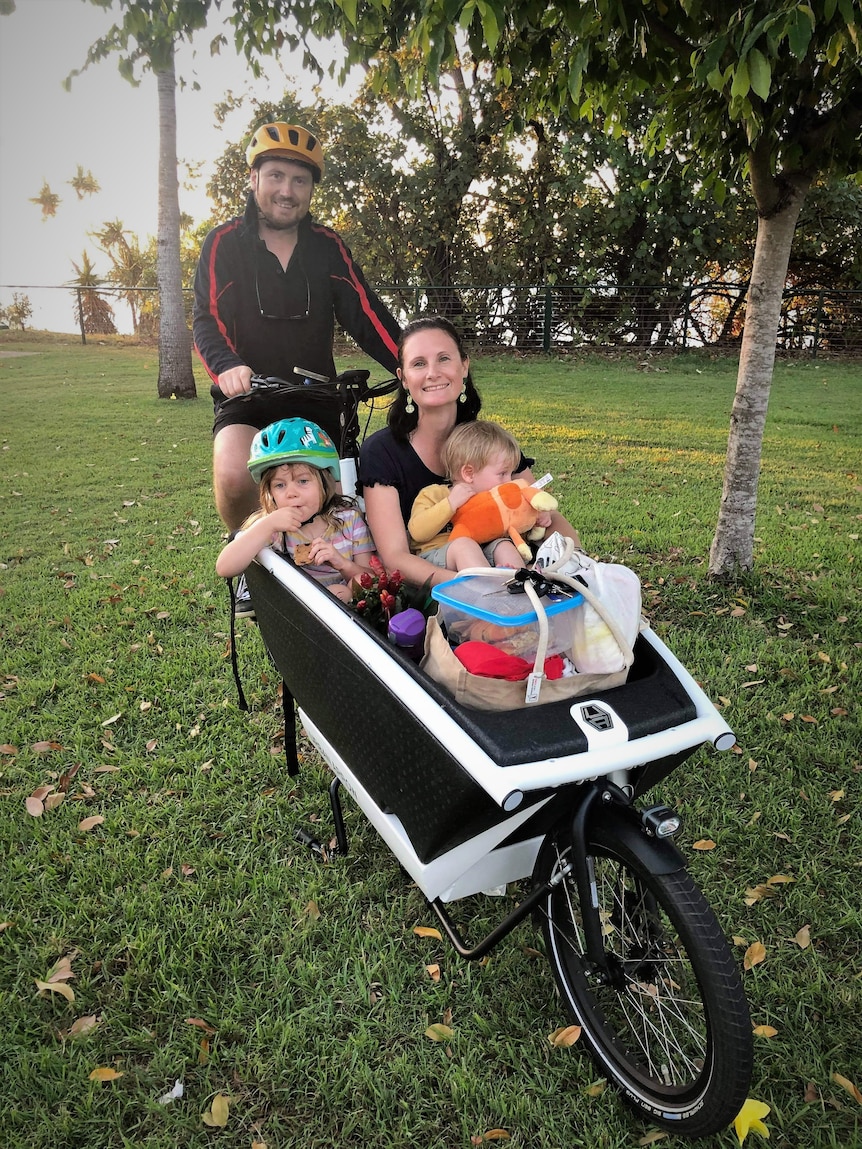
[{"xmin": 431, "ymin": 574, "xmax": 583, "ymax": 661}]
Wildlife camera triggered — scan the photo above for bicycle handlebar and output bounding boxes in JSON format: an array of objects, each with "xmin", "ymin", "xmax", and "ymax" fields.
[{"xmin": 210, "ymin": 368, "xmax": 399, "ymax": 405}]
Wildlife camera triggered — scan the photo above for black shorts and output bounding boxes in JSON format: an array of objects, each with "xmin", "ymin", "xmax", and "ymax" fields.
[{"xmin": 212, "ymin": 389, "xmax": 353, "ymax": 453}]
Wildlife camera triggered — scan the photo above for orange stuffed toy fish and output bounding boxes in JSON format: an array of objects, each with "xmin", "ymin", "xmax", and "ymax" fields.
[{"xmin": 449, "ymin": 479, "xmax": 558, "ymax": 561}]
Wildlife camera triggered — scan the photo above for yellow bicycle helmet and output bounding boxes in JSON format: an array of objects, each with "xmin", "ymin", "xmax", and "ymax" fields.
[{"xmin": 246, "ymin": 122, "xmax": 325, "ymax": 183}]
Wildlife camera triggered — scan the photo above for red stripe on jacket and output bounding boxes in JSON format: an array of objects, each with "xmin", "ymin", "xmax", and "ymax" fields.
[
  {"xmin": 311, "ymin": 222, "xmax": 399, "ymax": 361},
  {"xmin": 195, "ymin": 219, "xmax": 242, "ymax": 383}
]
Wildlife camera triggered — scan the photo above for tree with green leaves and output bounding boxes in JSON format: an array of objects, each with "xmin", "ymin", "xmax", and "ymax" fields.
[
  {"xmin": 69, "ymin": 250, "xmax": 118, "ymax": 335},
  {"xmin": 65, "ymin": 0, "xmax": 207, "ymax": 398},
  {"xmin": 224, "ymin": 0, "xmax": 862, "ymax": 575},
  {"xmin": 0, "ymin": 292, "xmax": 34, "ymax": 331}
]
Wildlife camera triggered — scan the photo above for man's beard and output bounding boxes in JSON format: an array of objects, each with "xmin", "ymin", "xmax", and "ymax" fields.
[{"xmin": 255, "ymin": 194, "xmax": 300, "ymax": 231}]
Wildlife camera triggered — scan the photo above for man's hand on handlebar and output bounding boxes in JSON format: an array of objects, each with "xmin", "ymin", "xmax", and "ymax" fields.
[{"xmin": 217, "ymin": 365, "xmax": 254, "ymax": 398}]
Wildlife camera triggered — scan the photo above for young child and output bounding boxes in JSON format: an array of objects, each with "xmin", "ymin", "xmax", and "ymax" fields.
[
  {"xmin": 408, "ymin": 420, "xmax": 551, "ymax": 572},
  {"xmin": 216, "ymin": 418, "xmax": 377, "ymax": 603}
]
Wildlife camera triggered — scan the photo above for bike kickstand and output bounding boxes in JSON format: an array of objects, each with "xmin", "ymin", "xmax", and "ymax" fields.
[{"xmin": 329, "ymin": 777, "xmax": 349, "ymax": 857}]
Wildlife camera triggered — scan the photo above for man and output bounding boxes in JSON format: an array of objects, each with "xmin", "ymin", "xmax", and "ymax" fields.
[{"xmin": 194, "ymin": 122, "xmax": 401, "ymax": 531}]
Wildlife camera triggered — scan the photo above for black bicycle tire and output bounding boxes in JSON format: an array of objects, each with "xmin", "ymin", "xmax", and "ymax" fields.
[{"xmin": 533, "ymin": 830, "xmax": 753, "ymax": 1137}]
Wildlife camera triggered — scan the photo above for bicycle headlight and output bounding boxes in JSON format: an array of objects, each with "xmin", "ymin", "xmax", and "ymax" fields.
[{"xmin": 641, "ymin": 805, "xmax": 683, "ymax": 839}]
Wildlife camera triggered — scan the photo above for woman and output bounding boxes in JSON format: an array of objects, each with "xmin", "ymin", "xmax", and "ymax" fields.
[{"xmin": 360, "ymin": 315, "xmax": 581, "ymax": 587}]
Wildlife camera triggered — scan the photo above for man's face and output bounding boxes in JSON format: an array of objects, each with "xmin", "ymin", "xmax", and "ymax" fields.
[{"xmin": 251, "ymin": 158, "xmax": 315, "ymax": 231}]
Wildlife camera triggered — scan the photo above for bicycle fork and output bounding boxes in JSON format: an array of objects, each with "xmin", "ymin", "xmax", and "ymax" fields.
[{"xmin": 566, "ymin": 781, "xmax": 687, "ymax": 983}]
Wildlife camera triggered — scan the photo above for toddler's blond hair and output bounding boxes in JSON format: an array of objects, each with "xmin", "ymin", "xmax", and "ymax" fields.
[{"xmin": 441, "ymin": 420, "xmax": 520, "ymax": 482}]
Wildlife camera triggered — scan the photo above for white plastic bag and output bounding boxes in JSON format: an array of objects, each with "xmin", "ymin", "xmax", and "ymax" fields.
[{"xmin": 533, "ymin": 533, "xmax": 642, "ymax": 674}]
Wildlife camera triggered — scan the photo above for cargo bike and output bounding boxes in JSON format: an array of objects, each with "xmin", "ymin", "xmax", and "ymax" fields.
[{"xmin": 227, "ymin": 369, "xmax": 753, "ymax": 1138}]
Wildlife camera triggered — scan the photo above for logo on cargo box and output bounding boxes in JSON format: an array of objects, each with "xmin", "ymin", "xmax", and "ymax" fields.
[{"xmin": 579, "ymin": 703, "xmax": 614, "ymax": 732}]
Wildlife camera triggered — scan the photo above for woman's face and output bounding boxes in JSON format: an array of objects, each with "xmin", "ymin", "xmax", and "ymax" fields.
[{"xmin": 398, "ymin": 327, "xmax": 469, "ymax": 413}]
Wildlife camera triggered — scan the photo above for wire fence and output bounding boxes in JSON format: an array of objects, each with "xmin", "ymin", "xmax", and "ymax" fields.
[{"xmin": 3, "ymin": 281, "xmax": 861, "ymax": 358}]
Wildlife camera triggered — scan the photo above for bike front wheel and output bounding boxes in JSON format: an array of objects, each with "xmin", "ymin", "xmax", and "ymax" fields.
[{"xmin": 533, "ymin": 829, "xmax": 753, "ymax": 1137}]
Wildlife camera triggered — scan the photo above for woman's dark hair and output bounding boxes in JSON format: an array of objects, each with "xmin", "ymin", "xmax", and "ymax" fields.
[{"xmin": 387, "ymin": 314, "xmax": 482, "ymax": 441}]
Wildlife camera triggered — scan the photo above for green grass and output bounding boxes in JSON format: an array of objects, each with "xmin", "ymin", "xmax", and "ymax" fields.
[{"xmin": 0, "ymin": 335, "xmax": 859, "ymax": 1148}]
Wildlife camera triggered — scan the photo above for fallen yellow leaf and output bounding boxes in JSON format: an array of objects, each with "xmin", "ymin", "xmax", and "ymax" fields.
[
  {"xmin": 743, "ymin": 941, "xmax": 766, "ymax": 970},
  {"xmin": 586, "ymin": 1080, "xmax": 607, "ymax": 1097},
  {"xmin": 638, "ymin": 1132, "xmax": 669, "ymax": 1146},
  {"xmin": 832, "ymin": 1072, "xmax": 862, "ymax": 1105},
  {"xmin": 25, "ymin": 796, "xmax": 44, "ymax": 818},
  {"xmin": 202, "ymin": 1092, "xmax": 230, "ymax": 1127},
  {"xmin": 482, "ymin": 1131, "xmax": 510, "ymax": 1141},
  {"xmin": 304, "ymin": 900, "xmax": 320, "ymax": 920},
  {"xmin": 414, "ymin": 926, "xmax": 443, "ymax": 940},
  {"xmin": 548, "ymin": 1024, "xmax": 582, "ymax": 1047},
  {"xmin": 35, "ymin": 979, "xmax": 75, "ymax": 1002},
  {"xmin": 733, "ymin": 1098, "xmax": 770, "ymax": 1144},
  {"xmin": 794, "ymin": 924, "xmax": 811, "ymax": 949},
  {"xmin": 425, "ymin": 963, "xmax": 441, "ymax": 982},
  {"xmin": 692, "ymin": 839, "xmax": 716, "ymax": 851},
  {"xmin": 753, "ymin": 1025, "xmax": 778, "ymax": 1038},
  {"xmin": 425, "ymin": 1023, "xmax": 454, "ymax": 1042},
  {"xmin": 89, "ymin": 1066, "xmax": 123, "ymax": 1081}
]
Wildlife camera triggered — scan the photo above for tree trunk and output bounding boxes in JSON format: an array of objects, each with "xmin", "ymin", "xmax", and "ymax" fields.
[
  {"xmin": 708, "ymin": 155, "xmax": 811, "ymax": 577},
  {"xmin": 156, "ymin": 48, "xmax": 196, "ymax": 400}
]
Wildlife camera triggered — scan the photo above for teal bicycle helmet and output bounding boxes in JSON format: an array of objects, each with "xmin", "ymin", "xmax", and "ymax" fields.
[{"xmin": 248, "ymin": 419, "xmax": 341, "ymax": 483}]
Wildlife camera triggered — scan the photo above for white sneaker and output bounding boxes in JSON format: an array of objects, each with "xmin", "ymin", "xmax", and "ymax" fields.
[
  {"xmin": 532, "ymin": 532, "xmax": 590, "ymax": 578},
  {"xmin": 233, "ymin": 573, "xmax": 256, "ymax": 619}
]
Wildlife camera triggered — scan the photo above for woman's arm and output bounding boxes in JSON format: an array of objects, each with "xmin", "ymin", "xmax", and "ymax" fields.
[{"xmin": 364, "ymin": 483, "xmax": 454, "ymax": 588}]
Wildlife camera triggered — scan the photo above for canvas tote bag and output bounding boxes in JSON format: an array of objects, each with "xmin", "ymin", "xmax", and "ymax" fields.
[{"xmin": 420, "ymin": 564, "xmax": 636, "ymax": 710}]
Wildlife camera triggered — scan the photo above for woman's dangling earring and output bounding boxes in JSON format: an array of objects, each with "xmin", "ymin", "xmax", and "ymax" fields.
[
  {"xmin": 404, "ymin": 390, "xmax": 415, "ymax": 415},
  {"xmin": 459, "ymin": 380, "xmax": 468, "ymax": 403}
]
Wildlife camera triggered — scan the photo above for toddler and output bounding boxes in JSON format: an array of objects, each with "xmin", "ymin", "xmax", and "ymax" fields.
[{"xmin": 408, "ymin": 420, "xmax": 551, "ymax": 572}]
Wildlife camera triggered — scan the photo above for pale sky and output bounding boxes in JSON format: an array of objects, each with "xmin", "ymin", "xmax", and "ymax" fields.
[{"xmin": 0, "ymin": 0, "xmax": 355, "ymax": 332}]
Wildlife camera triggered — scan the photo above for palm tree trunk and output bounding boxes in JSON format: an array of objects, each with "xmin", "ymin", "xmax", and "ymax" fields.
[
  {"xmin": 156, "ymin": 45, "xmax": 196, "ymax": 400},
  {"xmin": 708, "ymin": 149, "xmax": 811, "ymax": 577}
]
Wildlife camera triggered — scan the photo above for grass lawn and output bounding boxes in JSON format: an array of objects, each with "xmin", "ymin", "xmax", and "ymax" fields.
[{"xmin": 0, "ymin": 334, "xmax": 859, "ymax": 1149}]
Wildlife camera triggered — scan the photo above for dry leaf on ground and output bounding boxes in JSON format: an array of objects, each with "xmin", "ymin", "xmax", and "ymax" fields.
[
  {"xmin": 548, "ymin": 1024, "xmax": 582, "ymax": 1047},
  {"xmin": 89, "ymin": 1067, "xmax": 123, "ymax": 1081},
  {"xmin": 202, "ymin": 1092, "xmax": 230, "ymax": 1127},
  {"xmin": 35, "ymin": 979, "xmax": 75, "ymax": 1001},
  {"xmin": 744, "ymin": 941, "xmax": 766, "ymax": 970},
  {"xmin": 425, "ymin": 1023, "xmax": 454, "ymax": 1042},
  {"xmin": 68, "ymin": 1014, "xmax": 101, "ymax": 1037},
  {"xmin": 832, "ymin": 1072, "xmax": 862, "ymax": 1104},
  {"xmin": 78, "ymin": 815, "xmax": 105, "ymax": 832}
]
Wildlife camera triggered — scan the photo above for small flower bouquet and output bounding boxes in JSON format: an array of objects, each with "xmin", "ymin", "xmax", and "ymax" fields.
[{"xmin": 351, "ymin": 556, "xmax": 406, "ymax": 634}]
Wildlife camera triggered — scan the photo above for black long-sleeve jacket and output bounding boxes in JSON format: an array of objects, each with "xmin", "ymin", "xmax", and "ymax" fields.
[{"xmin": 193, "ymin": 194, "xmax": 401, "ymax": 392}]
